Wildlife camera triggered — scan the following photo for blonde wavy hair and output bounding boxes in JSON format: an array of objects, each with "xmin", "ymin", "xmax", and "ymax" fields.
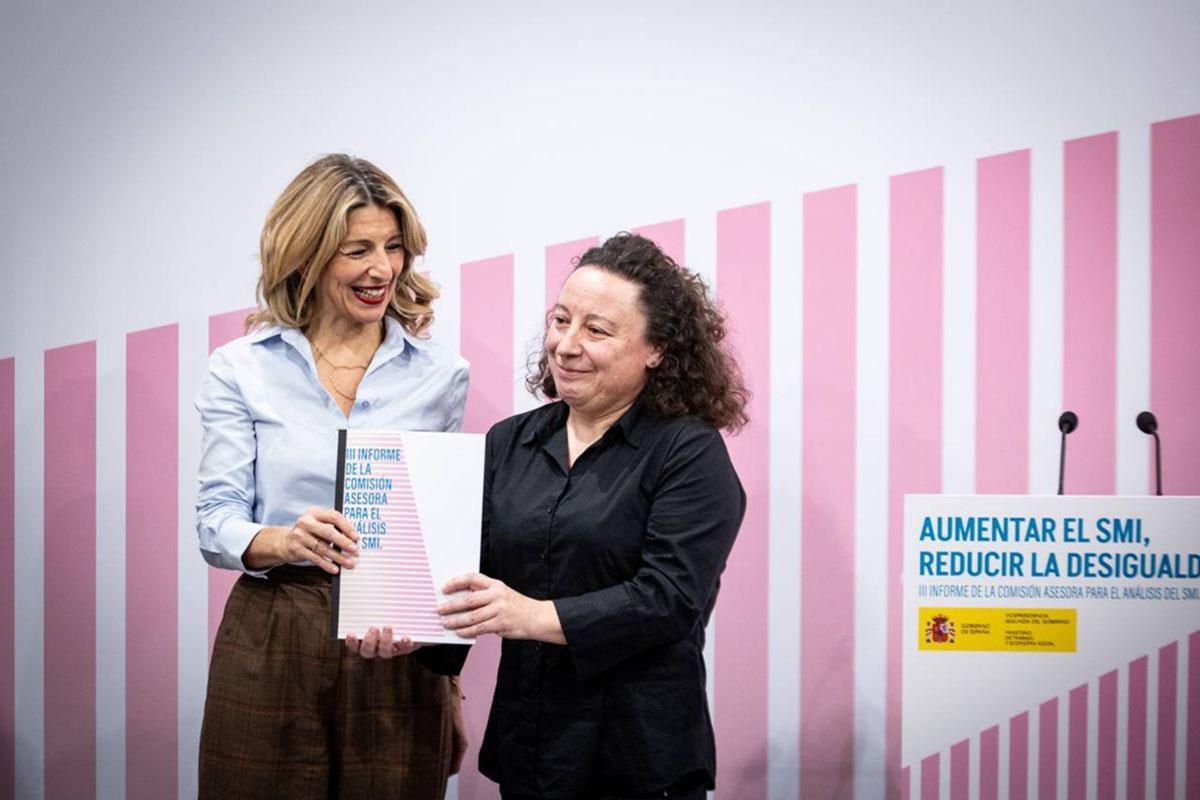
[{"xmin": 246, "ymin": 154, "xmax": 438, "ymax": 335}]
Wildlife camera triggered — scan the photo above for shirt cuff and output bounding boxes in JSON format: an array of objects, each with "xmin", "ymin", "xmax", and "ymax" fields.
[
  {"xmin": 553, "ymin": 586, "xmax": 637, "ymax": 681},
  {"xmin": 218, "ymin": 518, "xmax": 273, "ymax": 578}
]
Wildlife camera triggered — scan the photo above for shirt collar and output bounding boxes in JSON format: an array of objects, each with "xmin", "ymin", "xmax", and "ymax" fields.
[
  {"xmin": 608, "ymin": 398, "xmax": 649, "ymax": 447},
  {"xmin": 520, "ymin": 400, "xmax": 570, "ymax": 447},
  {"xmin": 519, "ymin": 396, "xmax": 650, "ymax": 448},
  {"xmin": 253, "ymin": 316, "xmax": 423, "ymax": 371}
]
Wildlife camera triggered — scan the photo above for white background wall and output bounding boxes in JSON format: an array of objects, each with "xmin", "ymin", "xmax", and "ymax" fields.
[{"xmin": 4, "ymin": 1, "xmax": 1198, "ymax": 358}]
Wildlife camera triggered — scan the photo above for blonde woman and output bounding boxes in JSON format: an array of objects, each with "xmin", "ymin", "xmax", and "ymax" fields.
[{"xmin": 196, "ymin": 155, "xmax": 469, "ymax": 798}]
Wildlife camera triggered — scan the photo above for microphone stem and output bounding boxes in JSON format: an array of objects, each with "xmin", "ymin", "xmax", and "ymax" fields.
[
  {"xmin": 1153, "ymin": 431, "xmax": 1162, "ymax": 496},
  {"xmin": 1058, "ymin": 430, "xmax": 1067, "ymax": 495}
]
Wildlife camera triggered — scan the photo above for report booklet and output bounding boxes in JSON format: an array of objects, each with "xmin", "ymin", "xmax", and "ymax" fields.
[{"xmin": 331, "ymin": 429, "xmax": 484, "ymax": 644}]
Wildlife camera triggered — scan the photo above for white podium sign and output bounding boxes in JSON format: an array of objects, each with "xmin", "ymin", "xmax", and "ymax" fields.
[{"xmin": 902, "ymin": 495, "xmax": 1200, "ymax": 792}]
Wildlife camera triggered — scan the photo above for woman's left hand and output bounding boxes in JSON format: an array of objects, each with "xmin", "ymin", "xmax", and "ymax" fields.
[
  {"xmin": 345, "ymin": 626, "xmax": 423, "ymax": 659},
  {"xmin": 438, "ymin": 573, "xmax": 565, "ymax": 644}
]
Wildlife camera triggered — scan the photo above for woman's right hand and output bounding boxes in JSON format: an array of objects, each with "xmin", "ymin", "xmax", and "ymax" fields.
[{"xmin": 244, "ymin": 507, "xmax": 359, "ymax": 573}]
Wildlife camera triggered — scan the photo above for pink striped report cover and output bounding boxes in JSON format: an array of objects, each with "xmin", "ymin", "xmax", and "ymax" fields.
[{"xmin": 332, "ymin": 430, "xmax": 484, "ymax": 644}]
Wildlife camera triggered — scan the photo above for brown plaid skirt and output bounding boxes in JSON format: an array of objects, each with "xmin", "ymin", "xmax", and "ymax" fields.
[{"xmin": 199, "ymin": 566, "xmax": 464, "ymax": 799}]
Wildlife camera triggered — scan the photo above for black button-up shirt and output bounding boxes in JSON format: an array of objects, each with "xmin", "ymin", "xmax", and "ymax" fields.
[{"xmin": 476, "ymin": 400, "xmax": 745, "ymax": 797}]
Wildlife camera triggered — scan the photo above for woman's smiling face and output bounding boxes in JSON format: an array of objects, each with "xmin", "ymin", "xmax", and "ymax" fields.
[
  {"xmin": 316, "ymin": 204, "xmax": 405, "ymax": 329},
  {"xmin": 545, "ymin": 266, "xmax": 662, "ymax": 418}
]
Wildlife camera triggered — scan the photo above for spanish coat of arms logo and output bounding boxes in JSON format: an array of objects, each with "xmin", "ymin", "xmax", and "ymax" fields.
[{"xmin": 924, "ymin": 614, "xmax": 955, "ymax": 644}]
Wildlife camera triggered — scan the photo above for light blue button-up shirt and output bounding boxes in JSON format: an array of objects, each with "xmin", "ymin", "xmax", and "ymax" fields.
[{"xmin": 196, "ymin": 316, "xmax": 470, "ymax": 576}]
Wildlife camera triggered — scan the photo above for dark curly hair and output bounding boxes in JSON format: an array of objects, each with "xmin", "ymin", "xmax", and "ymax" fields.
[{"xmin": 527, "ymin": 232, "xmax": 749, "ymax": 432}]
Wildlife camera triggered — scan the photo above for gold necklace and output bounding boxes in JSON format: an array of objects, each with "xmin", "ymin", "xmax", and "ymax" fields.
[{"xmin": 311, "ymin": 342, "xmax": 369, "ymax": 402}]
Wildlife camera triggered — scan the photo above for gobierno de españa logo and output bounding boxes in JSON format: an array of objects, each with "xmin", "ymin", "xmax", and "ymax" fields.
[{"xmin": 925, "ymin": 613, "xmax": 956, "ymax": 645}]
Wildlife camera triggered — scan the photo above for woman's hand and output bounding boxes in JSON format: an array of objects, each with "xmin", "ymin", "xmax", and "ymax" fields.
[
  {"xmin": 438, "ymin": 573, "xmax": 566, "ymax": 644},
  {"xmin": 344, "ymin": 627, "xmax": 422, "ymax": 659},
  {"xmin": 243, "ymin": 507, "xmax": 359, "ymax": 573}
]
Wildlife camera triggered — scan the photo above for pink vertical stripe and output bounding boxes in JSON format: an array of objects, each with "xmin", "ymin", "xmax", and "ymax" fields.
[
  {"xmin": 903, "ymin": 767, "xmax": 912, "ymax": 800},
  {"xmin": 206, "ymin": 308, "xmax": 256, "ymax": 651},
  {"xmin": 976, "ymin": 150, "xmax": 1030, "ymax": 493},
  {"xmin": 888, "ymin": 167, "xmax": 944, "ymax": 796},
  {"xmin": 461, "ymin": 255, "xmax": 515, "ymax": 435},
  {"xmin": 1010, "ymin": 711, "xmax": 1030, "ymax": 800},
  {"xmin": 950, "ymin": 739, "xmax": 969, "ymax": 800},
  {"xmin": 1098, "ymin": 670, "xmax": 1118, "ymax": 800},
  {"xmin": 1128, "ymin": 655, "xmax": 1148, "ymax": 800},
  {"xmin": 1063, "ymin": 132, "xmax": 1118, "ymax": 494},
  {"xmin": 545, "ymin": 237, "xmax": 598, "ymax": 312},
  {"xmin": 1067, "ymin": 684, "xmax": 1088, "ymax": 800},
  {"xmin": 1188, "ymin": 631, "xmax": 1200, "ymax": 800},
  {"xmin": 125, "ymin": 325, "xmax": 179, "ymax": 799},
  {"xmin": 801, "ymin": 185, "xmax": 857, "ymax": 799},
  {"xmin": 1156, "ymin": 642, "xmax": 1177, "ymax": 799},
  {"xmin": 633, "ymin": 219, "xmax": 686, "ymax": 264},
  {"xmin": 921, "ymin": 753, "xmax": 940, "ymax": 800},
  {"xmin": 714, "ymin": 203, "xmax": 770, "ymax": 800},
  {"xmin": 1039, "ymin": 698, "xmax": 1059, "ymax": 800},
  {"xmin": 0, "ymin": 358, "xmax": 12, "ymax": 799},
  {"xmin": 457, "ymin": 255, "xmax": 515, "ymax": 800},
  {"xmin": 44, "ymin": 342, "xmax": 97, "ymax": 799},
  {"xmin": 1150, "ymin": 113, "xmax": 1200, "ymax": 496},
  {"xmin": 980, "ymin": 725, "xmax": 1000, "ymax": 800}
]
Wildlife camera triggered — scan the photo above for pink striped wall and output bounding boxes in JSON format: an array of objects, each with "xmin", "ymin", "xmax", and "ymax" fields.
[
  {"xmin": 125, "ymin": 325, "xmax": 179, "ymax": 799},
  {"xmin": 633, "ymin": 219, "xmax": 686, "ymax": 264},
  {"xmin": 545, "ymin": 237, "xmax": 598, "ymax": 311},
  {"xmin": 44, "ymin": 341, "xmax": 97, "ymax": 800},
  {"xmin": 206, "ymin": 308, "xmax": 256, "ymax": 650},
  {"xmin": 4, "ymin": 111, "xmax": 1200, "ymax": 800},
  {"xmin": 1127, "ymin": 655, "xmax": 1148, "ymax": 800},
  {"xmin": 458, "ymin": 254, "xmax": 515, "ymax": 800},
  {"xmin": 976, "ymin": 149, "xmax": 1031, "ymax": 494},
  {"xmin": 1150, "ymin": 113, "xmax": 1200, "ymax": 496},
  {"xmin": 800, "ymin": 184, "xmax": 857, "ymax": 799},
  {"xmin": 888, "ymin": 167, "xmax": 944, "ymax": 796},
  {"xmin": 713, "ymin": 202, "xmax": 770, "ymax": 799},
  {"xmin": 0, "ymin": 358, "xmax": 12, "ymax": 799},
  {"xmin": 1063, "ymin": 132, "xmax": 1118, "ymax": 494},
  {"xmin": 461, "ymin": 256, "xmax": 515, "ymax": 436}
]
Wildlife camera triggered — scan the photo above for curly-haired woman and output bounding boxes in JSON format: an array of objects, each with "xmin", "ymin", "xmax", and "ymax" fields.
[{"xmin": 438, "ymin": 233, "xmax": 748, "ymax": 799}]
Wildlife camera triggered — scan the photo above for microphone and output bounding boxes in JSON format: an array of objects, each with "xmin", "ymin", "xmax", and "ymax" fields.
[
  {"xmin": 1057, "ymin": 411, "xmax": 1078, "ymax": 495},
  {"xmin": 1136, "ymin": 411, "xmax": 1162, "ymax": 496}
]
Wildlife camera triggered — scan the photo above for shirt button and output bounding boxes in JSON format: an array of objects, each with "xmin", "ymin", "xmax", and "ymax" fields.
[
  {"xmin": 539, "ymin": 548, "xmax": 548, "ymax": 561},
  {"xmin": 359, "ymin": 399, "xmax": 370, "ymax": 407}
]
